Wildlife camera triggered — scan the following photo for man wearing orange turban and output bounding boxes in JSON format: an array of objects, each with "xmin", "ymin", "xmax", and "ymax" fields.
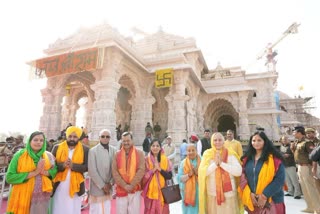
[{"xmin": 51, "ymin": 126, "xmax": 90, "ymax": 214}]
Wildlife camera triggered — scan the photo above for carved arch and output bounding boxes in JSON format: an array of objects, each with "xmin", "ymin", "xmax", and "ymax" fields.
[
  {"xmin": 59, "ymin": 71, "xmax": 95, "ymax": 103},
  {"xmin": 116, "ymin": 68, "xmax": 141, "ymax": 98},
  {"xmin": 203, "ymin": 95, "xmax": 237, "ymax": 113},
  {"xmin": 204, "ymin": 98, "xmax": 238, "ymax": 131}
]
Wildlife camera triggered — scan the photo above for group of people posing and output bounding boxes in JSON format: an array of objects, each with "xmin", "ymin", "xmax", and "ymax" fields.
[
  {"xmin": 6, "ymin": 125, "xmax": 320, "ymax": 214},
  {"xmin": 179, "ymin": 129, "xmax": 285, "ymax": 214}
]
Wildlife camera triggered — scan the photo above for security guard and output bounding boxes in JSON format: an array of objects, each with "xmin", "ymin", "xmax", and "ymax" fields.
[
  {"xmin": 306, "ymin": 127, "xmax": 320, "ymax": 147},
  {"xmin": 291, "ymin": 126, "xmax": 319, "ymax": 213}
]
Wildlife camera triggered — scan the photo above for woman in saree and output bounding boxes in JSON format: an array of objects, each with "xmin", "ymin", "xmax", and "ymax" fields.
[
  {"xmin": 142, "ymin": 138, "xmax": 173, "ymax": 214},
  {"xmin": 198, "ymin": 132, "xmax": 242, "ymax": 214},
  {"xmin": 177, "ymin": 143, "xmax": 200, "ymax": 214},
  {"xmin": 6, "ymin": 131, "xmax": 57, "ymax": 214},
  {"xmin": 238, "ymin": 130, "xmax": 285, "ymax": 214}
]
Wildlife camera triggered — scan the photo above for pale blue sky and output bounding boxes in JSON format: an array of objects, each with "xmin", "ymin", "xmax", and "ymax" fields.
[{"xmin": 0, "ymin": 0, "xmax": 319, "ymax": 134}]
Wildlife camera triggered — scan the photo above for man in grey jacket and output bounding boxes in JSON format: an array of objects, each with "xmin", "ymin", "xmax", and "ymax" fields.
[{"xmin": 88, "ymin": 129, "xmax": 117, "ymax": 213}]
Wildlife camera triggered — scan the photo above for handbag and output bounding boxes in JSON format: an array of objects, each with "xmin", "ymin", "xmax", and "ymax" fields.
[{"xmin": 161, "ymin": 179, "xmax": 181, "ymax": 204}]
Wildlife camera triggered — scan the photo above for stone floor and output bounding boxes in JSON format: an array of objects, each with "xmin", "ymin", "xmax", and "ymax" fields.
[
  {"xmin": 0, "ymin": 193, "xmax": 311, "ymax": 214},
  {"xmin": 168, "ymin": 194, "xmax": 308, "ymax": 213},
  {"xmin": 0, "ymin": 175, "xmax": 310, "ymax": 214}
]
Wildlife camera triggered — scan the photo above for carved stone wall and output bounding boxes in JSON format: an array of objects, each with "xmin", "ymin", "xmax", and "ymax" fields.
[
  {"xmin": 165, "ymin": 70, "xmax": 189, "ymax": 143},
  {"xmin": 152, "ymin": 87, "xmax": 169, "ymax": 140},
  {"xmin": 37, "ymin": 24, "xmax": 289, "ymax": 143}
]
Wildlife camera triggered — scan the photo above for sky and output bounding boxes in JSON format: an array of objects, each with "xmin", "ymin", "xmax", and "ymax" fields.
[{"xmin": 0, "ymin": 0, "xmax": 319, "ymax": 135}]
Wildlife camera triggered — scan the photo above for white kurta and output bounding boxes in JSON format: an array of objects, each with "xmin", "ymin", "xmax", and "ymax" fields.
[
  {"xmin": 206, "ymin": 155, "xmax": 242, "ymax": 197},
  {"xmin": 52, "ymin": 149, "xmax": 82, "ymax": 214}
]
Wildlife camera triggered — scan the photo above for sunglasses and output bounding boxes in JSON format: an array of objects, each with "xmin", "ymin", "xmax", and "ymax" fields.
[{"xmin": 100, "ymin": 135, "xmax": 110, "ymax": 139}]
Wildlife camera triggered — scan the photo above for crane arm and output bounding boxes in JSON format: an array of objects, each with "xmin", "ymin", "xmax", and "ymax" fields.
[{"xmin": 256, "ymin": 22, "xmax": 300, "ymax": 60}]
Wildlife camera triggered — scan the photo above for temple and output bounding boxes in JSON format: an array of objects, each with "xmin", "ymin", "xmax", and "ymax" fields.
[{"xmin": 30, "ymin": 23, "xmax": 319, "ymax": 145}]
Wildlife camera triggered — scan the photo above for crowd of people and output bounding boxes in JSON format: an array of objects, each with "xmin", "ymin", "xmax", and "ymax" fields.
[{"xmin": 3, "ymin": 124, "xmax": 320, "ymax": 214}]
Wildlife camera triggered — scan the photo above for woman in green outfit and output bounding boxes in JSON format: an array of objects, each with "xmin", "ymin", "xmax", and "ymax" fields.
[{"xmin": 6, "ymin": 131, "xmax": 57, "ymax": 214}]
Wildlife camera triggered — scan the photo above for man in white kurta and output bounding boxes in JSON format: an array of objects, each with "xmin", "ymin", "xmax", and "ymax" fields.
[
  {"xmin": 52, "ymin": 126, "xmax": 89, "ymax": 214},
  {"xmin": 88, "ymin": 129, "xmax": 117, "ymax": 214}
]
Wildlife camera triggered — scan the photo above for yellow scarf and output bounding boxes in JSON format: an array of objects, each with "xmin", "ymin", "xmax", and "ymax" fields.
[
  {"xmin": 198, "ymin": 145, "xmax": 239, "ymax": 214},
  {"xmin": 238, "ymin": 154, "xmax": 275, "ymax": 211},
  {"xmin": 146, "ymin": 153, "xmax": 169, "ymax": 206},
  {"xmin": 183, "ymin": 155, "xmax": 200, "ymax": 206},
  {"xmin": 53, "ymin": 141, "xmax": 84, "ymax": 197},
  {"xmin": 7, "ymin": 151, "xmax": 52, "ymax": 214}
]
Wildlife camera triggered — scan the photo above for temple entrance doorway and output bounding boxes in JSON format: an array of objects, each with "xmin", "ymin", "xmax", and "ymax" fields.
[
  {"xmin": 59, "ymin": 71, "xmax": 95, "ymax": 137},
  {"xmin": 204, "ymin": 98, "xmax": 238, "ymax": 136},
  {"xmin": 217, "ymin": 115, "xmax": 237, "ymax": 136}
]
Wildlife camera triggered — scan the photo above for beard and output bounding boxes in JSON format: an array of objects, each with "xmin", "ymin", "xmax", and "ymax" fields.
[{"xmin": 67, "ymin": 140, "xmax": 78, "ymax": 147}]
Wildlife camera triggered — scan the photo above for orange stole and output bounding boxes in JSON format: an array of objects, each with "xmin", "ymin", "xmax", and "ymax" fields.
[
  {"xmin": 116, "ymin": 147, "xmax": 140, "ymax": 196},
  {"xmin": 53, "ymin": 141, "xmax": 84, "ymax": 197},
  {"xmin": 183, "ymin": 155, "xmax": 201, "ymax": 206},
  {"xmin": 7, "ymin": 151, "xmax": 52, "ymax": 214},
  {"xmin": 215, "ymin": 148, "xmax": 232, "ymax": 205}
]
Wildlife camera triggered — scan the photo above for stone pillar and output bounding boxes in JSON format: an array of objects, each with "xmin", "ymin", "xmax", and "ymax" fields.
[
  {"xmin": 197, "ymin": 104, "xmax": 205, "ymax": 133},
  {"xmin": 90, "ymin": 47, "xmax": 124, "ymax": 143},
  {"xmin": 85, "ymin": 101, "xmax": 93, "ymax": 133},
  {"xmin": 238, "ymin": 91, "xmax": 250, "ymax": 140},
  {"xmin": 129, "ymin": 96, "xmax": 155, "ymax": 146},
  {"xmin": 39, "ymin": 88, "xmax": 54, "ymax": 137},
  {"xmin": 61, "ymin": 95, "xmax": 71, "ymax": 130},
  {"xmin": 186, "ymin": 98, "xmax": 198, "ymax": 137},
  {"xmin": 42, "ymin": 89, "xmax": 64, "ymax": 140},
  {"xmin": 39, "ymin": 87, "xmax": 64, "ymax": 139},
  {"xmin": 69, "ymin": 101, "xmax": 79, "ymax": 125},
  {"xmin": 90, "ymin": 80, "xmax": 120, "ymax": 142},
  {"xmin": 271, "ymin": 113, "xmax": 280, "ymax": 140},
  {"xmin": 165, "ymin": 69, "xmax": 189, "ymax": 144}
]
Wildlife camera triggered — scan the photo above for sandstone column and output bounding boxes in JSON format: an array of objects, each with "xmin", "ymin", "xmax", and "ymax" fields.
[
  {"xmin": 39, "ymin": 88, "xmax": 54, "ymax": 137},
  {"xmin": 90, "ymin": 80, "xmax": 120, "ymax": 142},
  {"xmin": 129, "ymin": 96, "xmax": 155, "ymax": 145},
  {"xmin": 90, "ymin": 48, "xmax": 122, "ymax": 143},
  {"xmin": 165, "ymin": 70, "xmax": 189, "ymax": 143},
  {"xmin": 238, "ymin": 91, "xmax": 250, "ymax": 140}
]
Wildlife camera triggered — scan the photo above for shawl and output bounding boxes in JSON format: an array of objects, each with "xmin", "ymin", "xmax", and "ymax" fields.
[
  {"xmin": 183, "ymin": 155, "xmax": 201, "ymax": 206},
  {"xmin": 198, "ymin": 144, "xmax": 239, "ymax": 214},
  {"xmin": 116, "ymin": 147, "xmax": 140, "ymax": 196},
  {"xmin": 145, "ymin": 153, "xmax": 170, "ymax": 207},
  {"xmin": 53, "ymin": 141, "xmax": 84, "ymax": 197},
  {"xmin": 7, "ymin": 134, "xmax": 53, "ymax": 214},
  {"xmin": 238, "ymin": 154, "xmax": 281, "ymax": 211}
]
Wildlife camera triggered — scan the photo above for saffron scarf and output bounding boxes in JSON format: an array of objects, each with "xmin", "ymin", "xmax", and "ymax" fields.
[
  {"xmin": 215, "ymin": 147, "xmax": 233, "ymax": 205},
  {"xmin": 198, "ymin": 145, "xmax": 239, "ymax": 214},
  {"xmin": 53, "ymin": 141, "xmax": 84, "ymax": 197},
  {"xmin": 116, "ymin": 146, "xmax": 140, "ymax": 196},
  {"xmin": 183, "ymin": 155, "xmax": 201, "ymax": 206},
  {"xmin": 145, "ymin": 153, "xmax": 169, "ymax": 207},
  {"xmin": 6, "ymin": 150, "xmax": 52, "ymax": 214},
  {"xmin": 238, "ymin": 154, "xmax": 277, "ymax": 211}
]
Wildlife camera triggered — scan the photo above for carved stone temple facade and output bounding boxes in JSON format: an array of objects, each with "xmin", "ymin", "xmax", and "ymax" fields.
[{"xmin": 34, "ymin": 24, "xmax": 282, "ymax": 145}]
